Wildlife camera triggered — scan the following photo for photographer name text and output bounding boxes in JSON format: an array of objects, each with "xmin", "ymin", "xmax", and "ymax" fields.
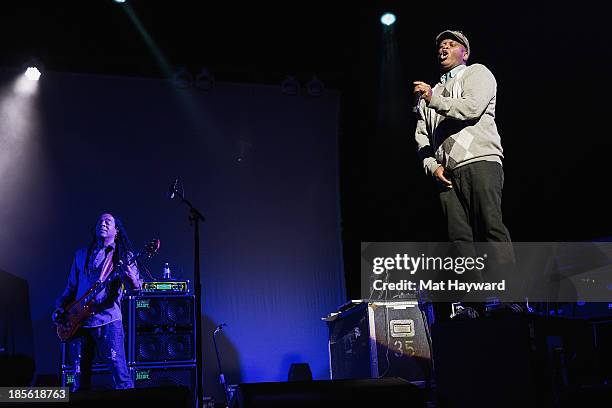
[{"xmin": 372, "ymin": 279, "xmax": 506, "ymax": 293}]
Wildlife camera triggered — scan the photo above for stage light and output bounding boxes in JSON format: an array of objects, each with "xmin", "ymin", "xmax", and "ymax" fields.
[
  {"xmin": 114, "ymin": 0, "xmax": 126, "ymax": 3},
  {"xmin": 1, "ymin": 69, "xmax": 42, "ymax": 225},
  {"xmin": 280, "ymin": 75, "xmax": 300, "ymax": 96},
  {"xmin": 15, "ymin": 59, "xmax": 42, "ymax": 94},
  {"xmin": 380, "ymin": 12, "xmax": 396, "ymax": 26},
  {"xmin": 306, "ymin": 76, "xmax": 325, "ymax": 97},
  {"xmin": 195, "ymin": 68, "xmax": 215, "ymax": 91},
  {"xmin": 24, "ymin": 67, "xmax": 41, "ymax": 81}
]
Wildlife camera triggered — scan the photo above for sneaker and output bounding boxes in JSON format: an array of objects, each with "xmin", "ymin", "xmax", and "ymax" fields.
[{"xmin": 451, "ymin": 305, "xmax": 479, "ymax": 320}]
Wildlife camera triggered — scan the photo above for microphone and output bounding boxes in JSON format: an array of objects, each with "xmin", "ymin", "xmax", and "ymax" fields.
[
  {"xmin": 167, "ymin": 178, "xmax": 179, "ymax": 199},
  {"xmin": 214, "ymin": 323, "xmax": 227, "ymax": 335}
]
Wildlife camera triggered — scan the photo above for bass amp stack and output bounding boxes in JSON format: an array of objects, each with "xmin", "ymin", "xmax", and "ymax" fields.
[{"xmin": 61, "ymin": 284, "xmax": 198, "ymax": 404}]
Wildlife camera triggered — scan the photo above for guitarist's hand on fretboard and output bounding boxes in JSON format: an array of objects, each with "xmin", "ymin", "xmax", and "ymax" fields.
[{"xmin": 118, "ymin": 252, "xmax": 142, "ymax": 290}]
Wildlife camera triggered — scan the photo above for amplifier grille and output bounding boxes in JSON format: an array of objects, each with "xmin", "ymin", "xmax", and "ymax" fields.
[
  {"xmin": 135, "ymin": 297, "xmax": 194, "ymax": 327},
  {"xmin": 134, "ymin": 332, "xmax": 194, "ymax": 362}
]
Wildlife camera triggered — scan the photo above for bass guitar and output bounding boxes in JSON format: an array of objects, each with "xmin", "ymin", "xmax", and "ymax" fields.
[{"xmin": 55, "ymin": 239, "xmax": 160, "ymax": 341}]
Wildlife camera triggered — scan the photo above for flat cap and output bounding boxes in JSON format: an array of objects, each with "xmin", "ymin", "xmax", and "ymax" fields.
[{"xmin": 435, "ymin": 30, "xmax": 470, "ymax": 56}]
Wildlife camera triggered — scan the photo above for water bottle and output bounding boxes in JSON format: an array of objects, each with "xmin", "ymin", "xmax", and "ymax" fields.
[{"xmin": 162, "ymin": 262, "xmax": 171, "ymax": 280}]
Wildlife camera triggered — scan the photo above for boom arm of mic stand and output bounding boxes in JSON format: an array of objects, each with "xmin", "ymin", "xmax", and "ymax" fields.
[{"xmin": 179, "ymin": 197, "xmax": 206, "ymax": 223}]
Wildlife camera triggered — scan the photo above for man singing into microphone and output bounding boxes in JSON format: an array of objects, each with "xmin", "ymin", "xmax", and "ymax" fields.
[{"xmin": 413, "ymin": 31, "xmax": 516, "ymax": 317}]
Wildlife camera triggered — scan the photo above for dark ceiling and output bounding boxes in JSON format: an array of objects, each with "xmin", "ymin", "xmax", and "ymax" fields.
[{"xmin": 2, "ymin": 1, "xmax": 355, "ymax": 87}]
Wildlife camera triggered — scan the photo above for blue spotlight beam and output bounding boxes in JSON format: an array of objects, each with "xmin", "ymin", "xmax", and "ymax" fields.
[{"xmin": 121, "ymin": 4, "xmax": 174, "ymax": 77}]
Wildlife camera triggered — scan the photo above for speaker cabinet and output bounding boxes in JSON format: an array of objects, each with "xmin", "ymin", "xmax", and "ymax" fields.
[
  {"xmin": 132, "ymin": 364, "xmax": 196, "ymax": 405},
  {"xmin": 126, "ymin": 294, "xmax": 196, "ymax": 364},
  {"xmin": 134, "ymin": 332, "xmax": 194, "ymax": 363},
  {"xmin": 134, "ymin": 296, "xmax": 194, "ymax": 327}
]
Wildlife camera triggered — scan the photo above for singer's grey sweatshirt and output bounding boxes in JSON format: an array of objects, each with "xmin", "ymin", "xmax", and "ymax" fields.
[{"xmin": 414, "ymin": 63, "xmax": 503, "ymax": 176}]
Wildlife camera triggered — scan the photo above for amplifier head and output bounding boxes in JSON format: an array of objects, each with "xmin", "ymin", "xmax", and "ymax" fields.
[{"xmin": 141, "ymin": 281, "xmax": 190, "ymax": 293}]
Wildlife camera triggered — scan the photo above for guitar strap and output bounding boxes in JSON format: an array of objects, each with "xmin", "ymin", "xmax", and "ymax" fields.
[{"xmin": 98, "ymin": 248, "xmax": 115, "ymax": 282}]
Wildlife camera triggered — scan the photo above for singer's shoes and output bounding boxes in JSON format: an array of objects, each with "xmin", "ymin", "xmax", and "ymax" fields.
[{"xmin": 450, "ymin": 305, "xmax": 479, "ymax": 320}]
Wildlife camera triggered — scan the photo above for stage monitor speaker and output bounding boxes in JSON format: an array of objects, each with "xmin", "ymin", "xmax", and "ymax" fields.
[
  {"xmin": 229, "ymin": 377, "xmax": 424, "ymax": 408},
  {"xmin": 288, "ymin": 363, "xmax": 312, "ymax": 381}
]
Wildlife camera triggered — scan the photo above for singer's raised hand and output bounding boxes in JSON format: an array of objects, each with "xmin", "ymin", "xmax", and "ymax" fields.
[{"xmin": 413, "ymin": 81, "xmax": 433, "ymax": 104}]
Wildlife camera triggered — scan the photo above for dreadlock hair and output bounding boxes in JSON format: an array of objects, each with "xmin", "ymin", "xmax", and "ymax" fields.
[{"xmin": 85, "ymin": 213, "xmax": 135, "ymax": 275}]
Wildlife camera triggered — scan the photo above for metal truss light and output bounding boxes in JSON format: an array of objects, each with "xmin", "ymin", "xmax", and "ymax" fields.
[
  {"xmin": 306, "ymin": 76, "xmax": 325, "ymax": 97},
  {"xmin": 195, "ymin": 68, "xmax": 215, "ymax": 91},
  {"xmin": 280, "ymin": 75, "xmax": 300, "ymax": 96},
  {"xmin": 171, "ymin": 67, "xmax": 193, "ymax": 89}
]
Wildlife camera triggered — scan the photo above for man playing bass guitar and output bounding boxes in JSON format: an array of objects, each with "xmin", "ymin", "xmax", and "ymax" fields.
[{"xmin": 52, "ymin": 213, "xmax": 142, "ymax": 391}]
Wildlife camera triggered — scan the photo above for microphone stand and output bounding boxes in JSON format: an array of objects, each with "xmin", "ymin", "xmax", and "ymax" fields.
[
  {"xmin": 213, "ymin": 324, "xmax": 230, "ymax": 405},
  {"xmin": 169, "ymin": 180, "xmax": 205, "ymax": 407}
]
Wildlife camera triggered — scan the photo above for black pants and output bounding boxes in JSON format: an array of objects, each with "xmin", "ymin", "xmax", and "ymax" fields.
[
  {"xmin": 439, "ymin": 160, "xmax": 511, "ymax": 244},
  {"xmin": 436, "ymin": 161, "xmax": 515, "ymax": 318}
]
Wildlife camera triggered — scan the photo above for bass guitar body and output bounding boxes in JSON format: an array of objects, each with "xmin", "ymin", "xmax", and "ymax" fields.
[{"xmin": 55, "ymin": 283, "xmax": 100, "ymax": 342}]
